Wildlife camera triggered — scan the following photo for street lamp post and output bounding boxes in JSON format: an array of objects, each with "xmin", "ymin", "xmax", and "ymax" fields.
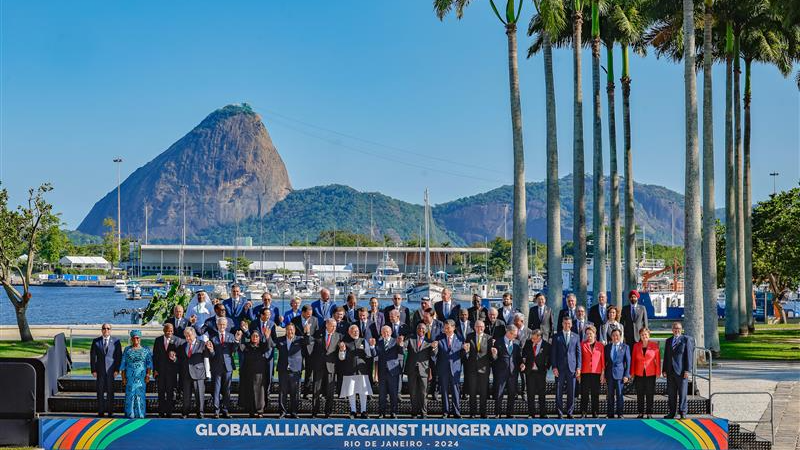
[
  {"xmin": 769, "ymin": 172, "xmax": 779, "ymax": 196},
  {"xmin": 113, "ymin": 158, "xmax": 123, "ymax": 269}
]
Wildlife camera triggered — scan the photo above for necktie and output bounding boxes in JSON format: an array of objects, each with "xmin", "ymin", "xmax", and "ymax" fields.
[
  {"xmin": 104, "ymin": 338, "xmax": 109, "ymax": 352},
  {"xmin": 187, "ymin": 342, "xmax": 192, "ymax": 357},
  {"xmin": 673, "ymin": 337, "xmax": 679, "ymax": 348},
  {"xmin": 507, "ymin": 340, "xmax": 512, "ymax": 355},
  {"xmin": 448, "ymin": 336, "xmax": 452, "ymax": 350},
  {"xmin": 164, "ymin": 338, "xmax": 169, "ymax": 351},
  {"xmin": 385, "ymin": 339, "xmax": 390, "ymax": 351},
  {"xmin": 539, "ymin": 307, "xmax": 543, "ymax": 321},
  {"xmin": 462, "ymin": 323, "xmax": 467, "ymax": 336},
  {"xmin": 601, "ymin": 306, "xmax": 606, "ymax": 321},
  {"xmin": 631, "ymin": 304, "xmax": 635, "ymax": 318},
  {"xmin": 444, "ymin": 303, "xmax": 450, "ymax": 317},
  {"xmin": 361, "ymin": 322, "xmax": 366, "ymax": 337},
  {"xmin": 477, "ymin": 335, "xmax": 481, "ymax": 352},
  {"xmin": 221, "ymin": 333, "xmax": 225, "ymax": 344},
  {"xmin": 417, "ymin": 339, "xmax": 422, "ymax": 351},
  {"xmin": 565, "ymin": 332, "xmax": 571, "ymax": 344},
  {"xmin": 394, "ymin": 325, "xmax": 399, "ymax": 336},
  {"xmin": 325, "ymin": 333, "xmax": 331, "ymax": 349},
  {"xmin": 262, "ymin": 322, "xmax": 267, "ymax": 335}
]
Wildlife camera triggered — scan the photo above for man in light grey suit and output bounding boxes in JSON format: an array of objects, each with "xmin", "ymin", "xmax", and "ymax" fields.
[
  {"xmin": 179, "ymin": 327, "xmax": 212, "ymax": 418},
  {"xmin": 621, "ymin": 290, "xmax": 649, "ymax": 344},
  {"xmin": 90, "ymin": 323, "xmax": 122, "ymax": 417}
]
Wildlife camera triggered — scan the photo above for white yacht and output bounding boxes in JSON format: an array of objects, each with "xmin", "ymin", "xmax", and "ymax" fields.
[{"xmin": 114, "ymin": 279, "xmax": 127, "ymax": 293}]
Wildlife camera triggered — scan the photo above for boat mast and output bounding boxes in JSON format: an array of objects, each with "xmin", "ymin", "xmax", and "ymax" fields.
[{"xmin": 424, "ymin": 189, "xmax": 431, "ymax": 282}]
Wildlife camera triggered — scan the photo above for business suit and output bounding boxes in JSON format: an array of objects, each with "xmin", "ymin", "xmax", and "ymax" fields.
[
  {"xmin": 374, "ymin": 337, "xmax": 403, "ymax": 416},
  {"xmin": 663, "ymin": 334, "xmax": 694, "ymax": 417},
  {"xmin": 165, "ymin": 317, "xmax": 189, "ymax": 338},
  {"xmin": 283, "ymin": 308, "xmax": 302, "ymax": 327},
  {"xmin": 499, "ymin": 307, "xmax": 519, "ymax": 327},
  {"xmin": 599, "ymin": 321, "xmax": 624, "ymax": 345},
  {"xmin": 433, "ymin": 334, "xmax": 465, "ymax": 417},
  {"xmin": 485, "ymin": 319, "xmax": 507, "ymax": 341},
  {"xmin": 621, "ymin": 302, "xmax": 649, "ymax": 344},
  {"xmin": 194, "ymin": 315, "xmax": 234, "ymax": 339},
  {"xmin": 574, "ymin": 318, "xmax": 589, "ymax": 343},
  {"xmin": 551, "ymin": 330, "xmax": 582, "ymax": 417},
  {"xmin": 208, "ymin": 331, "xmax": 237, "ymax": 416},
  {"xmin": 434, "ymin": 301, "xmax": 461, "ymax": 323},
  {"xmin": 387, "ymin": 322, "xmax": 410, "ymax": 339},
  {"xmin": 369, "ymin": 309, "xmax": 386, "ymax": 331},
  {"xmin": 467, "ymin": 305, "xmax": 488, "ymax": 324},
  {"xmin": 492, "ymin": 336, "xmax": 522, "ymax": 417},
  {"xmin": 605, "ymin": 341, "xmax": 631, "ymax": 417},
  {"xmin": 514, "ymin": 326, "xmax": 532, "ymax": 395},
  {"xmin": 423, "ymin": 319, "xmax": 444, "ymax": 342},
  {"xmin": 580, "ymin": 341, "xmax": 606, "ymax": 416},
  {"xmin": 271, "ymin": 335, "xmax": 307, "ymax": 416},
  {"xmin": 309, "ymin": 330, "xmax": 342, "ymax": 416},
  {"xmin": 222, "ymin": 296, "xmax": 249, "ymax": 326},
  {"xmin": 556, "ymin": 308, "xmax": 579, "ymax": 333},
  {"xmin": 455, "ymin": 320, "xmax": 473, "ymax": 342},
  {"xmin": 178, "ymin": 339, "xmax": 211, "ymax": 417},
  {"xmin": 383, "ymin": 304, "xmax": 411, "ymax": 328},
  {"xmin": 403, "ymin": 336, "xmax": 435, "ymax": 417},
  {"xmin": 152, "ymin": 335, "xmax": 181, "ymax": 416},
  {"xmin": 588, "ymin": 303, "xmax": 609, "ymax": 331},
  {"xmin": 632, "ymin": 340, "xmax": 661, "ymax": 416},
  {"xmin": 522, "ymin": 340, "xmax": 550, "ymax": 417},
  {"xmin": 528, "ymin": 305, "xmax": 554, "ymax": 341},
  {"xmin": 90, "ymin": 336, "xmax": 122, "ymax": 416},
  {"xmin": 343, "ymin": 305, "xmax": 359, "ymax": 324},
  {"xmin": 464, "ymin": 332, "xmax": 493, "ymax": 417},
  {"xmin": 292, "ymin": 315, "xmax": 319, "ymax": 396},
  {"xmin": 311, "ymin": 299, "xmax": 337, "ymax": 323},
  {"xmin": 250, "ymin": 303, "xmax": 280, "ymax": 323}
]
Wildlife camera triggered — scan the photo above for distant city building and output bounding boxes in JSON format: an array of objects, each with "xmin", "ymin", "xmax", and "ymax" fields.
[{"xmin": 58, "ymin": 256, "xmax": 111, "ymax": 270}]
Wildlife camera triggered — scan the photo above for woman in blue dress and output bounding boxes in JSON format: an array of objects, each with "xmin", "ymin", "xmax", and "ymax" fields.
[{"xmin": 120, "ymin": 329, "xmax": 153, "ymax": 418}]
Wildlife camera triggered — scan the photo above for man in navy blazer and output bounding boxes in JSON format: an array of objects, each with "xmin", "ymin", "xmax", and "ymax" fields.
[
  {"xmin": 268, "ymin": 323, "xmax": 307, "ymax": 418},
  {"xmin": 222, "ymin": 284, "xmax": 251, "ymax": 327},
  {"xmin": 386, "ymin": 309, "xmax": 410, "ymax": 339},
  {"xmin": 208, "ymin": 317, "xmax": 238, "ymax": 418},
  {"xmin": 491, "ymin": 324, "xmax": 523, "ymax": 418},
  {"xmin": 152, "ymin": 323, "xmax": 181, "ymax": 417},
  {"xmin": 165, "ymin": 305, "xmax": 190, "ymax": 339},
  {"xmin": 311, "ymin": 288, "xmax": 336, "ymax": 323},
  {"xmin": 551, "ymin": 316, "xmax": 582, "ymax": 418},
  {"xmin": 434, "ymin": 289, "xmax": 461, "ymax": 322},
  {"xmin": 383, "ymin": 293, "xmax": 411, "ymax": 328},
  {"xmin": 604, "ymin": 328, "xmax": 631, "ymax": 418},
  {"xmin": 455, "ymin": 308, "xmax": 473, "ymax": 342},
  {"xmin": 374, "ymin": 325, "xmax": 404, "ymax": 418},
  {"xmin": 662, "ymin": 322, "xmax": 694, "ymax": 419},
  {"xmin": 250, "ymin": 292, "xmax": 282, "ymax": 324},
  {"xmin": 432, "ymin": 320, "xmax": 465, "ymax": 418},
  {"xmin": 193, "ymin": 303, "xmax": 234, "ymax": 339},
  {"xmin": 90, "ymin": 323, "xmax": 122, "ymax": 417}
]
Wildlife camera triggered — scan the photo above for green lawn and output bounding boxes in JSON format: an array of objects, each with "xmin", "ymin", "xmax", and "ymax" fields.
[
  {"xmin": 0, "ymin": 340, "xmax": 52, "ymax": 358},
  {"xmin": 717, "ymin": 323, "xmax": 800, "ymax": 361}
]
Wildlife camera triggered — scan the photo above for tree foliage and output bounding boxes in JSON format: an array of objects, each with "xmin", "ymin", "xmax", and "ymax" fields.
[{"xmin": 141, "ymin": 281, "xmax": 191, "ymax": 324}]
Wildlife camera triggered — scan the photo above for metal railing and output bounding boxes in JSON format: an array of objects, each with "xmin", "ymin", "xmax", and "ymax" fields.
[
  {"xmin": 691, "ymin": 346, "xmax": 713, "ymax": 407},
  {"xmin": 710, "ymin": 391, "xmax": 774, "ymax": 444}
]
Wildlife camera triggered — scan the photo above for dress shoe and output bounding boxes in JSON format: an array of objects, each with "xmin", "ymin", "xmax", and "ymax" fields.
[
  {"xmin": 279, "ymin": 413, "xmax": 286, "ymax": 419},
  {"xmin": 664, "ymin": 414, "xmax": 675, "ymax": 419},
  {"xmin": 421, "ymin": 414, "xmax": 428, "ymax": 419},
  {"xmin": 311, "ymin": 413, "xmax": 318, "ymax": 418},
  {"xmin": 256, "ymin": 413, "xmax": 263, "ymax": 418},
  {"xmin": 390, "ymin": 413, "xmax": 397, "ymax": 419},
  {"xmin": 540, "ymin": 414, "xmax": 548, "ymax": 419},
  {"xmin": 289, "ymin": 414, "xmax": 298, "ymax": 419},
  {"xmin": 213, "ymin": 413, "xmax": 220, "ymax": 419},
  {"xmin": 181, "ymin": 414, "xmax": 188, "ymax": 419},
  {"xmin": 221, "ymin": 412, "xmax": 231, "ymax": 419},
  {"xmin": 453, "ymin": 414, "xmax": 462, "ymax": 419},
  {"xmin": 617, "ymin": 414, "xmax": 624, "ymax": 419},
  {"xmin": 591, "ymin": 414, "xmax": 598, "ymax": 418},
  {"xmin": 197, "ymin": 414, "xmax": 204, "ymax": 419},
  {"xmin": 97, "ymin": 413, "xmax": 104, "ymax": 417},
  {"xmin": 580, "ymin": 414, "xmax": 586, "ymax": 419},
  {"xmin": 495, "ymin": 415, "xmax": 502, "ymax": 419},
  {"xmin": 505, "ymin": 414, "xmax": 513, "ymax": 419},
  {"xmin": 646, "ymin": 414, "xmax": 653, "ymax": 419},
  {"xmin": 349, "ymin": 412, "xmax": 356, "ymax": 419},
  {"xmin": 566, "ymin": 414, "xmax": 574, "ymax": 419},
  {"xmin": 360, "ymin": 413, "xmax": 368, "ymax": 419},
  {"xmin": 249, "ymin": 413, "xmax": 256, "ymax": 418},
  {"xmin": 557, "ymin": 414, "xmax": 564, "ymax": 420},
  {"xmin": 323, "ymin": 414, "xmax": 330, "ymax": 419},
  {"xmin": 637, "ymin": 414, "xmax": 644, "ymax": 419},
  {"xmin": 679, "ymin": 414, "xmax": 686, "ymax": 419}
]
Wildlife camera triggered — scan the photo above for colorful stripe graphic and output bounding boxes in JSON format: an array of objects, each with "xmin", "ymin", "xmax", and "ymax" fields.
[
  {"xmin": 42, "ymin": 419, "xmax": 150, "ymax": 450},
  {"xmin": 643, "ymin": 419, "xmax": 729, "ymax": 450}
]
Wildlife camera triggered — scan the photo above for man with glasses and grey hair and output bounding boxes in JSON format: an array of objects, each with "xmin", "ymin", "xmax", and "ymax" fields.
[
  {"xmin": 309, "ymin": 318, "xmax": 342, "ymax": 418},
  {"xmin": 90, "ymin": 324, "xmax": 121, "ymax": 417}
]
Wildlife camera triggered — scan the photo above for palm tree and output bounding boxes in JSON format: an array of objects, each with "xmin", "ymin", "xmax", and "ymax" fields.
[
  {"xmin": 723, "ymin": 21, "xmax": 740, "ymax": 339},
  {"xmin": 529, "ymin": 0, "xmax": 568, "ymax": 317},
  {"xmin": 434, "ymin": 0, "xmax": 530, "ymax": 317},
  {"xmin": 590, "ymin": 0, "xmax": 607, "ymax": 304},
  {"xmin": 682, "ymin": 0, "xmax": 705, "ymax": 348},
  {"xmin": 572, "ymin": 0, "xmax": 589, "ymax": 306},
  {"xmin": 732, "ymin": 27, "xmax": 749, "ymax": 336}
]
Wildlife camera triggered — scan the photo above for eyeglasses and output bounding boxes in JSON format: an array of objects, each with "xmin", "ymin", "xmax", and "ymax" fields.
[{"xmin": 102, "ymin": 327, "xmax": 111, "ymax": 330}]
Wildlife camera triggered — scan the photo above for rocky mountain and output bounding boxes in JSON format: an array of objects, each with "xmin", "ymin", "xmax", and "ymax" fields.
[{"xmin": 77, "ymin": 104, "xmax": 292, "ymax": 239}]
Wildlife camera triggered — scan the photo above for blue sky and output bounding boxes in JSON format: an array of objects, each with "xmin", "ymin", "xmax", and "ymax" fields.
[{"xmin": 1, "ymin": 0, "xmax": 798, "ymax": 229}]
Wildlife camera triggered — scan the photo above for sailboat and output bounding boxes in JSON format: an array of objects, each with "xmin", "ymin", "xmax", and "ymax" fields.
[{"xmin": 404, "ymin": 189, "xmax": 444, "ymax": 303}]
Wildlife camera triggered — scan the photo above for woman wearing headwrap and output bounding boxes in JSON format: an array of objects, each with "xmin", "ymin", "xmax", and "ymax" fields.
[{"xmin": 120, "ymin": 329, "xmax": 153, "ymax": 418}]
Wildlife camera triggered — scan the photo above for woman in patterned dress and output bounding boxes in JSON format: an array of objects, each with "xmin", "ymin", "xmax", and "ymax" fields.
[{"xmin": 120, "ymin": 329, "xmax": 153, "ymax": 418}]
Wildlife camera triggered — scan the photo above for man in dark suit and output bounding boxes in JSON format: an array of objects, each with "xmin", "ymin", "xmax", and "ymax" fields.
[
  {"xmin": 386, "ymin": 309, "xmax": 410, "ymax": 339},
  {"xmin": 485, "ymin": 308, "xmax": 507, "ymax": 340},
  {"xmin": 311, "ymin": 288, "xmax": 336, "ymax": 324},
  {"xmin": 368, "ymin": 297, "xmax": 386, "ymax": 331},
  {"xmin": 551, "ymin": 316, "xmax": 582, "ymax": 418},
  {"xmin": 251, "ymin": 292, "xmax": 282, "ymax": 325},
  {"xmin": 621, "ymin": 290, "xmax": 649, "ymax": 345},
  {"xmin": 354, "ymin": 307, "xmax": 377, "ymax": 341},
  {"xmin": 343, "ymin": 293, "xmax": 359, "ymax": 323},
  {"xmin": 491, "ymin": 324, "xmax": 523, "ymax": 418},
  {"xmin": 401, "ymin": 323, "xmax": 435, "ymax": 419},
  {"xmin": 605, "ymin": 328, "xmax": 631, "ymax": 418},
  {"xmin": 432, "ymin": 320, "xmax": 465, "ymax": 418},
  {"xmin": 588, "ymin": 291, "xmax": 610, "ymax": 331},
  {"xmin": 208, "ymin": 317, "xmax": 238, "ymax": 418},
  {"xmin": 411, "ymin": 298, "xmax": 432, "ymax": 326},
  {"xmin": 575, "ymin": 306, "xmax": 589, "ymax": 342},
  {"xmin": 499, "ymin": 293, "xmax": 519, "ymax": 326},
  {"xmin": 309, "ymin": 318, "xmax": 342, "ymax": 418},
  {"xmin": 222, "ymin": 284, "xmax": 251, "ymax": 327},
  {"xmin": 374, "ymin": 325, "xmax": 404, "ymax": 418},
  {"xmin": 153, "ymin": 323, "xmax": 181, "ymax": 417},
  {"xmin": 383, "ymin": 293, "xmax": 411, "ymax": 328},
  {"xmin": 512, "ymin": 313, "xmax": 532, "ymax": 397},
  {"xmin": 420, "ymin": 308, "xmax": 444, "ymax": 342},
  {"xmin": 178, "ymin": 327, "xmax": 211, "ymax": 418},
  {"xmin": 333, "ymin": 307, "xmax": 349, "ymax": 335},
  {"xmin": 467, "ymin": 294, "xmax": 488, "ymax": 324},
  {"xmin": 248, "ymin": 311, "xmax": 277, "ymax": 410},
  {"xmin": 193, "ymin": 303, "xmax": 234, "ymax": 339},
  {"xmin": 522, "ymin": 329, "xmax": 550, "ymax": 418},
  {"xmin": 291, "ymin": 305, "xmax": 319, "ymax": 398},
  {"xmin": 464, "ymin": 320, "xmax": 493, "ymax": 418},
  {"xmin": 528, "ymin": 293, "xmax": 554, "ymax": 342},
  {"xmin": 557, "ymin": 294, "xmax": 579, "ymax": 333},
  {"xmin": 434, "ymin": 288, "xmax": 461, "ymax": 322},
  {"xmin": 90, "ymin": 323, "xmax": 121, "ymax": 417},
  {"xmin": 165, "ymin": 305, "xmax": 189, "ymax": 339},
  {"xmin": 269, "ymin": 323, "xmax": 306, "ymax": 418},
  {"xmin": 455, "ymin": 308, "xmax": 473, "ymax": 342},
  {"xmin": 662, "ymin": 322, "xmax": 694, "ymax": 419}
]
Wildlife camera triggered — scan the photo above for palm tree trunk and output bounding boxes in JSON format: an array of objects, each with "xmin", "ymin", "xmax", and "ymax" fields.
[
  {"xmin": 743, "ymin": 58, "xmax": 754, "ymax": 333},
  {"xmin": 733, "ymin": 32, "xmax": 748, "ymax": 336},
  {"xmin": 702, "ymin": 0, "xmax": 721, "ymax": 355},
  {"xmin": 607, "ymin": 42, "xmax": 622, "ymax": 308},
  {"xmin": 724, "ymin": 23, "xmax": 740, "ymax": 340},
  {"xmin": 573, "ymin": 8, "xmax": 588, "ymax": 306},
  {"xmin": 682, "ymin": 0, "xmax": 705, "ymax": 348},
  {"xmin": 506, "ymin": 23, "xmax": 530, "ymax": 317},
  {"xmin": 544, "ymin": 31, "xmax": 563, "ymax": 318},
  {"xmin": 621, "ymin": 45, "xmax": 636, "ymax": 295},
  {"xmin": 591, "ymin": 0, "xmax": 606, "ymax": 303}
]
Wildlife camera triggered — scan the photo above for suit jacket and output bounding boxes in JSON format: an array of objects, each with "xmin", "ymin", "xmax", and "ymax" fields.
[
  {"xmin": 208, "ymin": 332, "xmax": 238, "ymax": 374},
  {"xmin": 499, "ymin": 306, "xmax": 520, "ymax": 326},
  {"xmin": 194, "ymin": 315, "xmax": 234, "ymax": 339},
  {"xmin": 291, "ymin": 315, "xmax": 319, "ymax": 338},
  {"xmin": 368, "ymin": 309, "xmax": 386, "ymax": 331},
  {"xmin": 632, "ymin": 341, "xmax": 661, "ymax": 377},
  {"xmin": 455, "ymin": 320, "xmax": 473, "ymax": 342},
  {"xmin": 423, "ymin": 319, "xmax": 444, "ymax": 342},
  {"xmin": 165, "ymin": 316, "xmax": 189, "ymax": 338},
  {"xmin": 222, "ymin": 296, "xmax": 249, "ymax": 324},
  {"xmin": 485, "ymin": 319, "xmax": 507, "ymax": 341},
  {"xmin": 270, "ymin": 335, "xmax": 306, "ymax": 373},
  {"xmin": 588, "ymin": 303, "xmax": 610, "ymax": 331},
  {"xmin": 516, "ymin": 326, "xmax": 533, "ymax": 346},
  {"xmin": 335, "ymin": 321, "xmax": 349, "ymax": 336},
  {"xmin": 605, "ymin": 342, "xmax": 631, "ymax": 380},
  {"xmin": 177, "ymin": 339, "xmax": 210, "ymax": 380},
  {"xmin": 403, "ymin": 336, "xmax": 434, "ymax": 377},
  {"xmin": 249, "ymin": 321, "xmax": 277, "ymax": 360},
  {"xmin": 387, "ymin": 322, "xmax": 410, "ymax": 339},
  {"xmin": 90, "ymin": 337, "xmax": 122, "ymax": 375},
  {"xmin": 528, "ymin": 305, "xmax": 554, "ymax": 341},
  {"xmin": 343, "ymin": 305, "xmax": 359, "ymax": 324},
  {"xmin": 621, "ymin": 303, "xmax": 649, "ymax": 344},
  {"xmin": 152, "ymin": 335, "xmax": 181, "ymax": 376},
  {"xmin": 383, "ymin": 305, "xmax": 411, "ymax": 328},
  {"xmin": 374, "ymin": 337, "xmax": 404, "ymax": 378},
  {"xmin": 411, "ymin": 309, "xmax": 425, "ymax": 327},
  {"xmin": 662, "ymin": 335, "xmax": 694, "ymax": 377},
  {"xmin": 250, "ymin": 304, "xmax": 281, "ymax": 323},
  {"xmin": 492, "ymin": 336, "xmax": 522, "ymax": 379},
  {"xmin": 283, "ymin": 308, "xmax": 302, "ymax": 327},
  {"xmin": 339, "ymin": 337, "xmax": 375, "ymax": 376},
  {"xmin": 465, "ymin": 332, "xmax": 494, "ymax": 375},
  {"xmin": 551, "ymin": 331, "xmax": 582, "ymax": 376},
  {"xmin": 521, "ymin": 340, "xmax": 551, "ymax": 375},
  {"xmin": 434, "ymin": 301, "xmax": 461, "ymax": 322},
  {"xmin": 599, "ymin": 321, "xmax": 624, "ymax": 345},
  {"xmin": 580, "ymin": 341, "xmax": 606, "ymax": 375},
  {"xmin": 433, "ymin": 334, "xmax": 464, "ymax": 378},
  {"xmin": 353, "ymin": 320, "xmax": 377, "ymax": 341},
  {"xmin": 556, "ymin": 308, "xmax": 579, "ymax": 333},
  {"xmin": 309, "ymin": 330, "xmax": 342, "ymax": 374},
  {"xmin": 573, "ymin": 318, "xmax": 590, "ymax": 343},
  {"xmin": 311, "ymin": 299, "xmax": 337, "ymax": 323},
  {"xmin": 467, "ymin": 305, "xmax": 488, "ymax": 324}
]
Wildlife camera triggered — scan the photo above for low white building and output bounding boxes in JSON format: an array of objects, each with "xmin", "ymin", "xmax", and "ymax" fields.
[{"xmin": 58, "ymin": 256, "xmax": 111, "ymax": 270}]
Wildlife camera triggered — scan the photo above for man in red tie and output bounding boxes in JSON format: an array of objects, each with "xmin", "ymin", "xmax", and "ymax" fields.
[
  {"xmin": 309, "ymin": 318, "xmax": 341, "ymax": 418},
  {"xmin": 400, "ymin": 323, "xmax": 435, "ymax": 419},
  {"xmin": 522, "ymin": 329, "xmax": 551, "ymax": 418}
]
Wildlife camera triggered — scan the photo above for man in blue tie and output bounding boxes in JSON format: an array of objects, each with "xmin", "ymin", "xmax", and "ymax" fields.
[
  {"xmin": 311, "ymin": 288, "xmax": 336, "ymax": 324},
  {"xmin": 222, "ymin": 284, "xmax": 250, "ymax": 328},
  {"xmin": 432, "ymin": 320, "xmax": 465, "ymax": 418},
  {"xmin": 551, "ymin": 316, "xmax": 582, "ymax": 418},
  {"xmin": 557, "ymin": 294, "xmax": 579, "ymax": 333},
  {"xmin": 588, "ymin": 292, "xmax": 609, "ymax": 331},
  {"xmin": 604, "ymin": 328, "xmax": 631, "ymax": 418},
  {"xmin": 90, "ymin": 324, "xmax": 122, "ymax": 417},
  {"xmin": 271, "ymin": 323, "xmax": 306, "ymax": 418},
  {"xmin": 491, "ymin": 324, "xmax": 523, "ymax": 418},
  {"xmin": 662, "ymin": 322, "xmax": 694, "ymax": 419}
]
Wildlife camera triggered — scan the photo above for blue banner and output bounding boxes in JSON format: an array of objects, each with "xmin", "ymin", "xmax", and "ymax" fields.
[{"xmin": 39, "ymin": 417, "xmax": 728, "ymax": 450}]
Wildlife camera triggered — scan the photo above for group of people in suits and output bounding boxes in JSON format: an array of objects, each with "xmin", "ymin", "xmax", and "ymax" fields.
[{"xmin": 90, "ymin": 285, "xmax": 695, "ymax": 420}]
